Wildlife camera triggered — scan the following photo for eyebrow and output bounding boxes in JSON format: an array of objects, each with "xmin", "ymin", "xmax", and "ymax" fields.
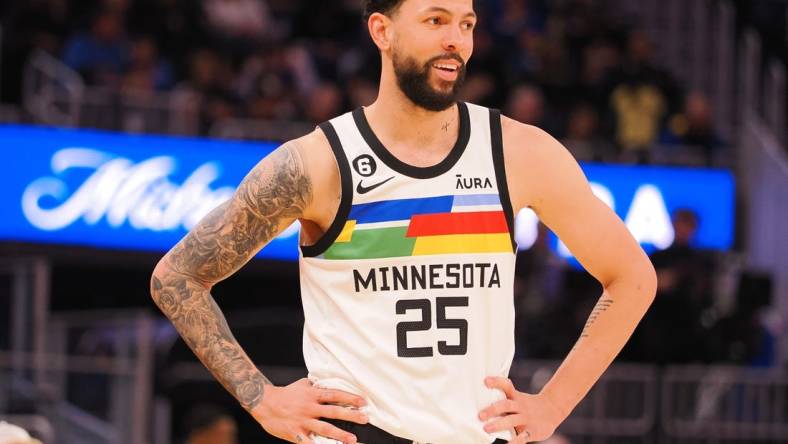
[{"xmin": 423, "ymin": 6, "xmax": 478, "ymax": 19}]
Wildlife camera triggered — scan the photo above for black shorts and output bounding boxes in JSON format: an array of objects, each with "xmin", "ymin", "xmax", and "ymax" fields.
[{"xmin": 324, "ymin": 418, "xmax": 509, "ymax": 444}]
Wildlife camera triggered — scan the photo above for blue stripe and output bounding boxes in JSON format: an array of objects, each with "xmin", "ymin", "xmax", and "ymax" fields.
[
  {"xmin": 453, "ymin": 194, "xmax": 501, "ymax": 206},
  {"xmin": 349, "ymin": 196, "xmax": 454, "ymax": 224}
]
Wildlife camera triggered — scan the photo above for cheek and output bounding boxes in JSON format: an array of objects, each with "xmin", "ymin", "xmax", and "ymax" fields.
[{"xmin": 463, "ymin": 37, "xmax": 474, "ymax": 59}]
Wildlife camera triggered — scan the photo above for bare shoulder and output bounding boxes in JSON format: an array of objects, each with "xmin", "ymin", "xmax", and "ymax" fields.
[
  {"xmin": 500, "ymin": 115, "xmax": 568, "ymax": 169},
  {"xmin": 499, "ymin": 115, "xmax": 589, "ymax": 213}
]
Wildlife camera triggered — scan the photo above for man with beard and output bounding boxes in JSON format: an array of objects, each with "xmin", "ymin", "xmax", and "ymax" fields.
[{"xmin": 150, "ymin": 1, "xmax": 657, "ymax": 443}]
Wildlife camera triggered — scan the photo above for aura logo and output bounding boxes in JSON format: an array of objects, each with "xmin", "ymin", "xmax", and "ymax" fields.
[
  {"xmin": 455, "ymin": 174, "xmax": 493, "ymax": 190},
  {"xmin": 514, "ymin": 182, "xmax": 675, "ymax": 254},
  {"xmin": 22, "ymin": 148, "xmax": 236, "ymax": 232}
]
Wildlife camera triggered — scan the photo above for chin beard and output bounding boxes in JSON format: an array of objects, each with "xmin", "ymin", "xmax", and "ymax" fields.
[{"xmin": 393, "ymin": 50, "xmax": 467, "ymax": 112}]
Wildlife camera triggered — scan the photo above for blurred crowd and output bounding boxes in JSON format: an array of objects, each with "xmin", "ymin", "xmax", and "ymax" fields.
[
  {"xmin": 514, "ymin": 209, "xmax": 778, "ymax": 367},
  {"xmin": 1, "ymin": 0, "xmax": 727, "ymax": 162}
]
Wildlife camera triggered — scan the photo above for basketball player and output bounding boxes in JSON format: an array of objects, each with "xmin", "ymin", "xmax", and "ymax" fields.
[{"xmin": 150, "ymin": 1, "xmax": 657, "ymax": 443}]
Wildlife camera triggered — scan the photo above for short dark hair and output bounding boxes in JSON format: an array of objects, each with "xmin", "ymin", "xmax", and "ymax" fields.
[
  {"xmin": 363, "ymin": 0, "xmax": 407, "ymax": 19},
  {"xmin": 363, "ymin": 0, "xmax": 479, "ymax": 20}
]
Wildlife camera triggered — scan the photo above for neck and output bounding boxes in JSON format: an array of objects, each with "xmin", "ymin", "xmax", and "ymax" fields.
[{"xmin": 365, "ymin": 61, "xmax": 460, "ymax": 151}]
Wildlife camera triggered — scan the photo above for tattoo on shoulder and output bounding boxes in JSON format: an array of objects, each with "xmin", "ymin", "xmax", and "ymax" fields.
[{"xmin": 167, "ymin": 141, "xmax": 313, "ymax": 281}]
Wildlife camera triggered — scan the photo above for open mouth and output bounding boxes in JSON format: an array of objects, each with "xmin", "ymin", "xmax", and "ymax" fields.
[{"xmin": 432, "ymin": 62, "xmax": 460, "ymax": 72}]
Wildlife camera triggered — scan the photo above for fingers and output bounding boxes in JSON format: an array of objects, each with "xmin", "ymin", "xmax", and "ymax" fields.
[
  {"xmin": 315, "ymin": 388, "xmax": 367, "ymax": 408},
  {"xmin": 484, "ymin": 413, "xmax": 525, "ymax": 434},
  {"xmin": 479, "ymin": 399, "xmax": 518, "ymax": 421},
  {"xmin": 293, "ymin": 431, "xmax": 315, "ymax": 444},
  {"xmin": 507, "ymin": 429, "xmax": 532, "ymax": 444},
  {"xmin": 316, "ymin": 404, "xmax": 369, "ymax": 424},
  {"xmin": 485, "ymin": 376, "xmax": 517, "ymax": 398},
  {"xmin": 306, "ymin": 419, "xmax": 358, "ymax": 444}
]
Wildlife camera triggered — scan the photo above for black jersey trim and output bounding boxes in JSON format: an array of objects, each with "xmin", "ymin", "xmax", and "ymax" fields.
[
  {"xmin": 352, "ymin": 102, "xmax": 471, "ymax": 179},
  {"xmin": 490, "ymin": 109, "xmax": 517, "ymax": 252},
  {"xmin": 300, "ymin": 122, "xmax": 353, "ymax": 258}
]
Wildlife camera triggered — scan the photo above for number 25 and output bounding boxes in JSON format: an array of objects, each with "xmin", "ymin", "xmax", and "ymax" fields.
[{"xmin": 396, "ymin": 297, "xmax": 468, "ymax": 358}]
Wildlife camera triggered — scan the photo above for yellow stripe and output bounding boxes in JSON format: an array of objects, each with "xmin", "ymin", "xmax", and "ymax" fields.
[
  {"xmin": 335, "ymin": 220, "xmax": 357, "ymax": 243},
  {"xmin": 412, "ymin": 233, "xmax": 512, "ymax": 255}
]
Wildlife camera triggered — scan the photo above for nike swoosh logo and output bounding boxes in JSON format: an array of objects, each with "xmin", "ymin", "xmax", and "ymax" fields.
[{"xmin": 356, "ymin": 176, "xmax": 395, "ymax": 194}]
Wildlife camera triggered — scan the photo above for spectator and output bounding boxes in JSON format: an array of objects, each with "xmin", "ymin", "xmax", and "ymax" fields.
[
  {"xmin": 237, "ymin": 46, "xmax": 303, "ymax": 120},
  {"xmin": 202, "ymin": 0, "xmax": 276, "ymax": 58},
  {"xmin": 346, "ymin": 76, "xmax": 378, "ymax": 109},
  {"xmin": 661, "ymin": 91, "xmax": 725, "ymax": 164},
  {"xmin": 177, "ymin": 48, "xmax": 241, "ymax": 131},
  {"xmin": 459, "ymin": 27, "xmax": 508, "ymax": 107},
  {"xmin": 625, "ymin": 209, "xmax": 714, "ymax": 364},
  {"xmin": 127, "ymin": 0, "xmax": 207, "ymax": 70},
  {"xmin": 303, "ymin": 83, "xmax": 344, "ymax": 125},
  {"xmin": 121, "ymin": 35, "xmax": 174, "ymax": 93},
  {"xmin": 506, "ymin": 84, "xmax": 546, "ymax": 127},
  {"xmin": 62, "ymin": 9, "xmax": 130, "ymax": 86},
  {"xmin": 494, "ymin": 0, "xmax": 546, "ymax": 41},
  {"xmin": 577, "ymin": 39, "xmax": 621, "ymax": 108},
  {"xmin": 709, "ymin": 272, "xmax": 776, "ymax": 366},
  {"xmin": 605, "ymin": 30, "xmax": 682, "ymax": 161},
  {"xmin": 563, "ymin": 101, "xmax": 615, "ymax": 161},
  {"xmin": 505, "ymin": 83, "xmax": 562, "ymax": 134}
]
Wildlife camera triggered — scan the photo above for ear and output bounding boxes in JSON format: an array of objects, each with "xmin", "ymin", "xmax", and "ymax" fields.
[{"xmin": 368, "ymin": 12, "xmax": 394, "ymax": 52}]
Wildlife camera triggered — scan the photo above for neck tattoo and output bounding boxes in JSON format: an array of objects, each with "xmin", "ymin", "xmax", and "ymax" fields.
[{"xmin": 442, "ymin": 122, "xmax": 450, "ymax": 132}]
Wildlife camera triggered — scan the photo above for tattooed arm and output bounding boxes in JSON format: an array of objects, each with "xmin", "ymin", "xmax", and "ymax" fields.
[
  {"xmin": 151, "ymin": 133, "xmax": 367, "ymax": 444},
  {"xmin": 477, "ymin": 119, "xmax": 657, "ymax": 443}
]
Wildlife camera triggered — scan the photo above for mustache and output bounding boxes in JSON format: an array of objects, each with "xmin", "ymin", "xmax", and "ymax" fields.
[{"xmin": 425, "ymin": 53, "xmax": 466, "ymax": 68}]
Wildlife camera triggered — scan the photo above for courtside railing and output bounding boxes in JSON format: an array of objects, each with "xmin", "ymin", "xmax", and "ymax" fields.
[
  {"xmin": 163, "ymin": 359, "xmax": 788, "ymax": 443},
  {"xmin": 0, "ymin": 304, "xmax": 155, "ymax": 444},
  {"xmin": 662, "ymin": 365, "xmax": 788, "ymax": 442}
]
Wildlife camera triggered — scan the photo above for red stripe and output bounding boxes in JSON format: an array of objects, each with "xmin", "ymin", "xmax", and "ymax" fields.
[{"xmin": 406, "ymin": 211, "xmax": 509, "ymax": 237}]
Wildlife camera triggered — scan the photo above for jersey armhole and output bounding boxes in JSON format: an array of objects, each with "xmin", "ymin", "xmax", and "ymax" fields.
[
  {"xmin": 489, "ymin": 109, "xmax": 517, "ymax": 252},
  {"xmin": 300, "ymin": 122, "xmax": 354, "ymax": 258}
]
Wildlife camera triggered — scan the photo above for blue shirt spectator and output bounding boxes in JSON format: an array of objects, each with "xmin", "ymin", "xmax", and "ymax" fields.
[{"xmin": 62, "ymin": 10, "xmax": 130, "ymax": 85}]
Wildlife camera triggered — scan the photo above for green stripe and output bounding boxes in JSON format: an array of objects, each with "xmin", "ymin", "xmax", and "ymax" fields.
[{"xmin": 324, "ymin": 226, "xmax": 415, "ymax": 260}]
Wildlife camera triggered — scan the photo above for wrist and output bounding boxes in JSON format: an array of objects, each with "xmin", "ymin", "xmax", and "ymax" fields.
[
  {"xmin": 249, "ymin": 383, "xmax": 278, "ymax": 422},
  {"xmin": 536, "ymin": 390, "xmax": 570, "ymax": 427}
]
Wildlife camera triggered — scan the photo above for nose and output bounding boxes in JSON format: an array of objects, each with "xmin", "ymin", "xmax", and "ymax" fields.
[{"xmin": 441, "ymin": 23, "xmax": 464, "ymax": 52}]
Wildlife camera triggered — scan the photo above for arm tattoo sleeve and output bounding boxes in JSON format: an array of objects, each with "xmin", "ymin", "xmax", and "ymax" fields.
[{"xmin": 150, "ymin": 142, "xmax": 312, "ymax": 411}]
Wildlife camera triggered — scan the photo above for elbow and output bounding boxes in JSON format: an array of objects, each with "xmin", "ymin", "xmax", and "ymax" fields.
[
  {"xmin": 149, "ymin": 257, "xmax": 186, "ymax": 318},
  {"xmin": 639, "ymin": 257, "xmax": 658, "ymax": 306},
  {"xmin": 150, "ymin": 257, "xmax": 169, "ymax": 302},
  {"xmin": 603, "ymin": 253, "xmax": 657, "ymax": 307}
]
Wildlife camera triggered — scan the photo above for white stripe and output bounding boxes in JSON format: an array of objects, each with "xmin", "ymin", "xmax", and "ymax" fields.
[
  {"xmin": 354, "ymin": 220, "xmax": 410, "ymax": 230},
  {"xmin": 450, "ymin": 204, "xmax": 503, "ymax": 213}
]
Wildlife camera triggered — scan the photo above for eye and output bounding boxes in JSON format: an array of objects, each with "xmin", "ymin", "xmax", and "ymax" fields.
[
  {"xmin": 426, "ymin": 16, "xmax": 441, "ymax": 25},
  {"xmin": 462, "ymin": 21, "xmax": 476, "ymax": 31}
]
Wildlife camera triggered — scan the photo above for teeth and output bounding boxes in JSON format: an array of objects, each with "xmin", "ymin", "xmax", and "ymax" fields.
[{"xmin": 433, "ymin": 63, "xmax": 457, "ymax": 71}]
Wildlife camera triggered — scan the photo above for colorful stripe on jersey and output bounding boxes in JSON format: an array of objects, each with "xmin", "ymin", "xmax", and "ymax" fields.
[{"xmin": 322, "ymin": 194, "xmax": 512, "ymax": 260}]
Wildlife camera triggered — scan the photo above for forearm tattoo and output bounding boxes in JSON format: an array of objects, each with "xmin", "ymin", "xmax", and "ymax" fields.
[
  {"xmin": 151, "ymin": 142, "xmax": 312, "ymax": 411},
  {"xmin": 579, "ymin": 298, "xmax": 614, "ymax": 338},
  {"xmin": 151, "ymin": 275, "xmax": 272, "ymax": 409}
]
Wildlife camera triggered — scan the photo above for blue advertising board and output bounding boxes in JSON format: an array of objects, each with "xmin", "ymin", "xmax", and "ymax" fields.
[{"xmin": 1, "ymin": 125, "xmax": 735, "ymax": 262}]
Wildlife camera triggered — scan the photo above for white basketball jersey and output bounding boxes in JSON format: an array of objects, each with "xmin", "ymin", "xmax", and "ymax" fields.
[{"xmin": 299, "ymin": 102, "xmax": 517, "ymax": 444}]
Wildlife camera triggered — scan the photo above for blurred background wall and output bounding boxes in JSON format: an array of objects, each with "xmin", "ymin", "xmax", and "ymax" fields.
[{"xmin": 0, "ymin": 0, "xmax": 787, "ymax": 443}]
